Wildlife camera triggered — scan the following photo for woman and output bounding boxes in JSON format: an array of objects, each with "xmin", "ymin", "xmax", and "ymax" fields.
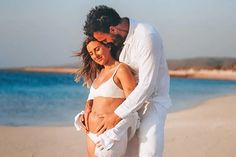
[{"xmin": 74, "ymin": 37, "xmax": 139, "ymax": 157}]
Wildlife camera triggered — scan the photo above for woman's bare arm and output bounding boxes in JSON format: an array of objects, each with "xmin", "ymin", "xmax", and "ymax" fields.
[{"xmin": 116, "ymin": 64, "xmax": 137, "ymax": 98}]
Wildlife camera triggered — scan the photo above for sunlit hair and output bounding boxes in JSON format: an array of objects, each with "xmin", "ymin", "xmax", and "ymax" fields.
[
  {"xmin": 84, "ymin": 5, "xmax": 121, "ymax": 36},
  {"xmin": 74, "ymin": 37, "xmax": 119, "ymax": 87}
]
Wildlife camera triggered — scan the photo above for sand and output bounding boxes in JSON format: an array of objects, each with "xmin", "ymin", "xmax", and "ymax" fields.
[
  {"xmin": 164, "ymin": 94, "xmax": 236, "ymax": 157},
  {"xmin": 21, "ymin": 67, "xmax": 78, "ymax": 74},
  {"xmin": 169, "ymin": 69, "xmax": 236, "ymax": 81},
  {"xmin": 0, "ymin": 126, "xmax": 86, "ymax": 157},
  {"xmin": 0, "ymin": 94, "xmax": 236, "ymax": 157}
]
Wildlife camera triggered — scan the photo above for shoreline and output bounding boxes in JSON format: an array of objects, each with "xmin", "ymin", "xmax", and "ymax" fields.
[
  {"xmin": 169, "ymin": 69, "xmax": 236, "ymax": 81},
  {"xmin": 0, "ymin": 67, "xmax": 78, "ymax": 74},
  {"xmin": 0, "ymin": 94, "xmax": 235, "ymax": 157},
  {"xmin": 1, "ymin": 67, "xmax": 236, "ymax": 81}
]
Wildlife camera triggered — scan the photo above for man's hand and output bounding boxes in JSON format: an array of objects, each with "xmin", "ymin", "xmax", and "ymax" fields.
[{"xmin": 95, "ymin": 112, "xmax": 122, "ymax": 135}]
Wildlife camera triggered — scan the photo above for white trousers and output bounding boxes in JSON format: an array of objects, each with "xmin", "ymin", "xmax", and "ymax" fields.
[
  {"xmin": 125, "ymin": 103, "xmax": 168, "ymax": 157},
  {"xmin": 88, "ymin": 131, "xmax": 128, "ymax": 157}
]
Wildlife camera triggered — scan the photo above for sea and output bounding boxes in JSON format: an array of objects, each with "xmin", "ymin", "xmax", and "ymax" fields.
[{"xmin": 1, "ymin": 70, "xmax": 236, "ymax": 126}]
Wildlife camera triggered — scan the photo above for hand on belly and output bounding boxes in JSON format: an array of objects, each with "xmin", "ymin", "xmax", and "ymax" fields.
[
  {"xmin": 88, "ymin": 112, "xmax": 104, "ymax": 133},
  {"xmin": 88, "ymin": 98, "xmax": 124, "ymax": 133}
]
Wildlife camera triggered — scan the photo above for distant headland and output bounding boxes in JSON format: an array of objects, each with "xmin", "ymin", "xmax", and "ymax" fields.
[
  {"xmin": 1, "ymin": 57, "xmax": 236, "ymax": 81},
  {"xmin": 168, "ymin": 57, "xmax": 236, "ymax": 81}
]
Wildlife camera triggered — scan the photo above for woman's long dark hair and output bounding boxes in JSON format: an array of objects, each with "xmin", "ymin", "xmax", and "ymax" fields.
[{"xmin": 74, "ymin": 37, "xmax": 119, "ymax": 87}]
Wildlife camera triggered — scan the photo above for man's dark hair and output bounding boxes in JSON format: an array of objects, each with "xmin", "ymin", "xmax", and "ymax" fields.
[{"xmin": 84, "ymin": 5, "xmax": 122, "ymax": 36}]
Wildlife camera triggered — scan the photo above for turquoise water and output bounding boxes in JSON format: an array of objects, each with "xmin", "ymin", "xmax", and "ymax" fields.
[{"xmin": 1, "ymin": 71, "xmax": 236, "ymax": 126}]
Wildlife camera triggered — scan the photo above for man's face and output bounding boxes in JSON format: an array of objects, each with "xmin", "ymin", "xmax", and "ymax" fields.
[{"xmin": 93, "ymin": 32, "xmax": 125, "ymax": 49}]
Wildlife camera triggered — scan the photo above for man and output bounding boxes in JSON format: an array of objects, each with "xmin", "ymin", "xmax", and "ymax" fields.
[{"xmin": 82, "ymin": 5, "xmax": 172, "ymax": 157}]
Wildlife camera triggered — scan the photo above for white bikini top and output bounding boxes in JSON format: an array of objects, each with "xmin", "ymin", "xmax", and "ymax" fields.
[{"xmin": 87, "ymin": 63, "xmax": 126, "ymax": 100}]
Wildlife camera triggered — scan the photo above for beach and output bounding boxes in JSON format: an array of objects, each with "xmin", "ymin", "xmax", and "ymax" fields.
[
  {"xmin": 0, "ymin": 94, "xmax": 235, "ymax": 157},
  {"xmin": 169, "ymin": 69, "xmax": 236, "ymax": 81},
  {"xmin": 164, "ymin": 94, "xmax": 236, "ymax": 157}
]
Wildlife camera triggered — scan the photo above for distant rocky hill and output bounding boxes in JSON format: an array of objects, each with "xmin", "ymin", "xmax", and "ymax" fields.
[
  {"xmin": 2, "ymin": 57, "xmax": 236, "ymax": 81},
  {"xmin": 2, "ymin": 57, "xmax": 236, "ymax": 72},
  {"xmin": 167, "ymin": 57, "xmax": 236, "ymax": 70},
  {"xmin": 67, "ymin": 57, "xmax": 236, "ymax": 70}
]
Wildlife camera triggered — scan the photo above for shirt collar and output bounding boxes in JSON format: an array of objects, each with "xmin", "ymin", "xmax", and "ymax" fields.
[{"xmin": 124, "ymin": 18, "xmax": 137, "ymax": 45}]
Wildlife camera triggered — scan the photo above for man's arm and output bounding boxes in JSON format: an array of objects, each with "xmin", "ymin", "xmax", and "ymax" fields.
[{"xmin": 115, "ymin": 33, "xmax": 163, "ymax": 118}]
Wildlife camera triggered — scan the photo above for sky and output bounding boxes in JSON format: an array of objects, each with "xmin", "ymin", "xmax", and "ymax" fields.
[{"xmin": 0, "ymin": 0, "xmax": 235, "ymax": 68}]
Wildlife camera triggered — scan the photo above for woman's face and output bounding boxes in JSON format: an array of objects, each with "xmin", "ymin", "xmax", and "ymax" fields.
[{"xmin": 86, "ymin": 41, "xmax": 112, "ymax": 65}]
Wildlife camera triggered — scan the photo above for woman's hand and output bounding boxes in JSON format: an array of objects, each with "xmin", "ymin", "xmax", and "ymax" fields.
[
  {"xmin": 78, "ymin": 114, "xmax": 88, "ymax": 133},
  {"xmin": 84, "ymin": 110, "xmax": 91, "ymax": 131},
  {"xmin": 84, "ymin": 100, "xmax": 93, "ymax": 131}
]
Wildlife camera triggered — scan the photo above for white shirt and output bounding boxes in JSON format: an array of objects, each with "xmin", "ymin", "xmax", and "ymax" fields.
[{"xmin": 115, "ymin": 18, "xmax": 172, "ymax": 119}]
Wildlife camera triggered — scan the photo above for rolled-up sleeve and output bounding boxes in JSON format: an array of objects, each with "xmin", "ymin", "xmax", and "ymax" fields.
[{"xmin": 115, "ymin": 33, "xmax": 163, "ymax": 118}]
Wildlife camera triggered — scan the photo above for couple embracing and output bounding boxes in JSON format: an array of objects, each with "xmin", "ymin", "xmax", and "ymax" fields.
[{"xmin": 74, "ymin": 5, "xmax": 172, "ymax": 157}]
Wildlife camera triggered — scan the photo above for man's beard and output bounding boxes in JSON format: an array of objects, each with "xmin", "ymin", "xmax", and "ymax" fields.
[
  {"xmin": 113, "ymin": 34, "xmax": 125, "ymax": 50},
  {"xmin": 106, "ymin": 34, "xmax": 125, "ymax": 60}
]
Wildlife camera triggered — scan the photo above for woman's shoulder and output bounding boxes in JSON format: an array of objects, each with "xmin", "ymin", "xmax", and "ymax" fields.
[
  {"xmin": 117, "ymin": 62, "xmax": 133, "ymax": 75},
  {"xmin": 115, "ymin": 62, "xmax": 136, "ymax": 84},
  {"xmin": 118, "ymin": 62, "xmax": 131, "ymax": 70}
]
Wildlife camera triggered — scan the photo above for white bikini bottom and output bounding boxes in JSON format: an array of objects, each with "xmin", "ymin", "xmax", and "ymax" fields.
[{"xmin": 74, "ymin": 111, "xmax": 140, "ymax": 157}]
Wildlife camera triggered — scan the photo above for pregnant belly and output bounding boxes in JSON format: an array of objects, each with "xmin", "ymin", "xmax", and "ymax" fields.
[
  {"xmin": 88, "ymin": 97, "xmax": 124, "ymax": 133},
  {"xmin": 88, "ymin": 112, "xmax": 104, "ymax": 133}
]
